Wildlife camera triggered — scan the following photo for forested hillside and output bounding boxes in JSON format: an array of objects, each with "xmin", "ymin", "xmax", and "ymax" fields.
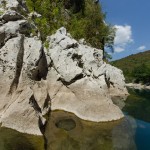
[
  {"xmin": 26, "ymin": 0, "xmax": 115, "ymax": 50},
  {"xmin": 111, "ymin": 50, "xmax": 150, "ymax": 84}
]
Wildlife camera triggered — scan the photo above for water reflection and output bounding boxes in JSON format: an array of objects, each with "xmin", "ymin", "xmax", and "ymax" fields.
[
  {"xmin": 112, "ymin": 116, "xmax": 137, "ymax": 150},
  {"xmin": 123, "ymin": 88, "xmax": 150, "ymax": 150},
  {"xmin": 45, "ymin": 111, "xmax": 137, "ymax": 150},
  {"xmin": 136, "ymin": 119, "xmax": 150, "ymax": 150},
  {"xmin": 123, "ymin": 88, "xmax": 150, "ymax": 122}
]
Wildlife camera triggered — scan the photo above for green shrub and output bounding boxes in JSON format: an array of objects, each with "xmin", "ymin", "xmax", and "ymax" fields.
[{"xmin": 26, "ymin": 0, "xmax": 115, "ymax": 49}]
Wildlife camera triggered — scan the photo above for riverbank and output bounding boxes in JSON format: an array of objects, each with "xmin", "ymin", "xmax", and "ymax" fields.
[{"xmin": 126, "ymin": 83, "xmax": 150, "ymax": 90}]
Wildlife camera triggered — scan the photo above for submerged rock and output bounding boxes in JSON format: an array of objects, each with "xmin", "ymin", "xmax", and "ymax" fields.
[
  {"xmin": 55, "ymin": 118, "xmax": 76, "ymax": 131},
  {"xmin": 45, "ymin": 111, "xmax": 136, "ymax": 150},
  {"xmin": 0, "ymin": 0, "xmax": 128, "ymax": 135}
]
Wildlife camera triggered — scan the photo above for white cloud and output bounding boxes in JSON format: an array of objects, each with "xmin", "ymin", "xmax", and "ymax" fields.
[
  {"xmin": 114, "ymin": 25, "xmax": 133, "ymax": 53},
  {"xmin": 137, "ymin": 45, "xmax": 146, "ymax": 51},
  {"xmin": 114, "ymin": 47, "xmax": 124, "ymax": 52}
]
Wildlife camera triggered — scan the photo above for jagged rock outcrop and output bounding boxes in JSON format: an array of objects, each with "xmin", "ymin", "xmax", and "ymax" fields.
[
  {"xmin": 0, "ymin": 0, "xmax": 128, "ymax": 135},
  {"xmin": 0, "ymin": 0, "xmax": 47, "ymax": 135},
  {"xmin": 45, "ymin": 27, "xmax": 128, "ymax": 122}
]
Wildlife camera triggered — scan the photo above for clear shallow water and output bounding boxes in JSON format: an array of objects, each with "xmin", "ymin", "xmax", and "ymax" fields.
[
  {"xmin": 45, "ymin": 111, "xmax": 137, "ymax": 150},
  {"xmin": 123, "ymin": 88, "xmax": 150, "ymax": 122},
  {"xmin": 0, "ymin": 127, "xmax": 44, "ymax": 150},
  {"xmin": 135, "ymin": 119, "xmax": 150, "ymax": 150},
  {"xmin": 0, "ymin": 88, "xmax": 150, "ymax": 150},
  {"xmin": 123, "ymin": 88, "xmax": 150, "ymax": 150}
]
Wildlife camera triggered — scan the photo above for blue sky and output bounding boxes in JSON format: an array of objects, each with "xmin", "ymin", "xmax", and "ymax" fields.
[{"xmin": 100, "ymin": 0, "xmax": 150, "ymax": 60}]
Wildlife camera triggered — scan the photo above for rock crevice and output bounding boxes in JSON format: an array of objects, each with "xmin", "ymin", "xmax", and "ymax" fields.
[{"xmin": 9, "ymin": 34, "xmax": 24, "ymax": 94}]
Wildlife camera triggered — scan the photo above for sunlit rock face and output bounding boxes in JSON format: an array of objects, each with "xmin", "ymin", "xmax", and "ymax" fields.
[
  {"xmin": 46, "ymin": 27, "xmax": 128, "ymax": 122},
  {"xmin": 0, "ymin": 0, "xmax": 128, "ymax": 135},
  {"xmin": 0, "ymin": 0, "xmax": 46, "ymax": 135}
]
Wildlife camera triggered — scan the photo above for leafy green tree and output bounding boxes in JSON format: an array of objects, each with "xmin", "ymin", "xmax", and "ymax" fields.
[
  {"xmin": 132, "ymin": 64, "xmax": 150, "ymax": 84},
  {"xmin": 26, "ymin": 0, "xmax": 115, "ymax": 51}
]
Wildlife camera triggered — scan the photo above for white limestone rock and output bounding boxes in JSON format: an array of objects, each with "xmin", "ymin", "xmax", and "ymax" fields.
[
  {"xmin": 0, "ymin": 0, "xmax": 26, "ymax": 12},
  {"xmin": 0, "ymin": 19, "xmax": 31, "ymax": 48},
  {"xmin": 0, "ymin": 35, "xmax": 45, "ymax": 135},
  {"xmin": 46, "ymin": 27, "xmax": 128, "ymax": 122},
  {"xmin": 0, "ymin": 3, "xmax": 128, "ymax": 135}
]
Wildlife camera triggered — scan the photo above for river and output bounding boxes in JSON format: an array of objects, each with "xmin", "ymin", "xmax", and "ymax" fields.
[{"xmin": 0, "ymin": 88, "xmax": 150, "ymax": 150}]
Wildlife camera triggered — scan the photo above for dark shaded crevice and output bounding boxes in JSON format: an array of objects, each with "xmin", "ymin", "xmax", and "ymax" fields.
[
  {"xmin": 104, "ymin": 74, "xmax": 110, "ymax": 89},
  {"xmin": 8, "ymin": 35, "xmax": 24, "ymax": 94},
  {"xmin": 71, "ymin": 53, "xmax": 84, "ymax": 68},
  {"xmin": 0, "ymin": 32, "xmax": 6, "ymax": 49},
  {"xmin": 0, "ymin": 33, "xmax": 18, "ymax": 50},
  {"xmin": 42, "ymin": 94, "xmax": 51, "ymax": 150},
  {"xmin": 19, "ymin": 21, "xmax": 32, "ymax": 36},
  {"xmin": 70, "ymin": 73, "xmax": 84, "ymax": 83},
  {"xmin": 104, "ymin": 73, "xmax": 115, "ymax": 88},
  {"xmin": 42, "ymin": 94, "xmax": 52, "ymax": 133},
  {"xmin": 51, "ymin": 84, "xmax": 63, "ymax": 100},
  {"xmin": 1, "ymin": 10, "xmax": 24, "ymax": 22},
  {"xmin": 58, "ymin": 73, "xmax": 84, "ymax": 86},
  {"xmin": 31, "ymin": 46, "xmax": 48, "ymax": 81},
  {"xmin": 71, "ymin": 53, "xmax": 82, "ymax": 61},
  {"xmin": 29, "ymin": 93, "xmax": 51, "ymax": 150},
  {"xmin": 65, "ymin": 43, "xmax": 78, "ymax": 49},
  {"xmin": 38, "ymin": 116, "xmax": 45, "ymax": 135},
  {"xmin": 93, "ymin": 51, "xmax": 101, "ymax": 60},
  {"xmin": 43, "ymin": 94, "xmax": 51, "ymax": 111},
  {"xmin": 77, "ymin": 60, "xmax": 84, "ymax": 68},
  {"xmin": 48, "ymin": 59, "xmax": 60, "ymax": 75},
  {"xmin": 5, "ymin": 34, "xmax": 18, "ymax": 44},
  {"xmin": 110, "ymin": 81, "xmax": 115, "ymax": 87},
  {"xmin": 29, "ymin": 95, "xmax": 42, "ymax": 113}
]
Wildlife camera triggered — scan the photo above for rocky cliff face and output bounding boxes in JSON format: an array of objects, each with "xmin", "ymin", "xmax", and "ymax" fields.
[{"xmin": 0, "ymin": 0, "xmax": 128, "ymax": 135}]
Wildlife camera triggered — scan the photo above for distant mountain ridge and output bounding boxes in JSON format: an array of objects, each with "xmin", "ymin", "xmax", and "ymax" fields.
[{"xmin": 111, "ymin": 50, "xmax": 150, "ymax": 83}]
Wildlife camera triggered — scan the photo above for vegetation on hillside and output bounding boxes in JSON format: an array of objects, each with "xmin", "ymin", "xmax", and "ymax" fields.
[
  {"xmin": 111, "ymin": 50, "xmax": 150, "ymax": 84},
  {"xmin": 26, "ymin": 0, "xmax": 115, "ymax": 51}
]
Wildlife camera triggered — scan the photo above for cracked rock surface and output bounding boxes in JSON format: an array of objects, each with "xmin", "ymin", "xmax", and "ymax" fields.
[
  {"xmin": 0, "ymin": 0, "xmax": 128, "ymax": 135},
  {"xmin": 46, "ymin": 27, "xmax": 128, "ymax": 123}
]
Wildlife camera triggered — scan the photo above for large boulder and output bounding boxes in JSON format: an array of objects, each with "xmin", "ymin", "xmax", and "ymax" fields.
[
  {"xmin": 46, "ymin": 27, "xmax": 128, "ymax": 122},
  {"xmin": 0, "ymin": 35, "xmax": 45, "ymax": 135},
  {"xmin": 0, "ymin": 0, "xmax": 48, "ymax": 135},
  {"xmin": 0, "ymin": 1, "xmax": 128, "ymax": 135}
]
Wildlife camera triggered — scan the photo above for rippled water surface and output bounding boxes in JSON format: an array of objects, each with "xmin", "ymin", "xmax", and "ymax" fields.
[{"xmin": 0, "ymin": 88, "xmax": 150, "ymax": 150}]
